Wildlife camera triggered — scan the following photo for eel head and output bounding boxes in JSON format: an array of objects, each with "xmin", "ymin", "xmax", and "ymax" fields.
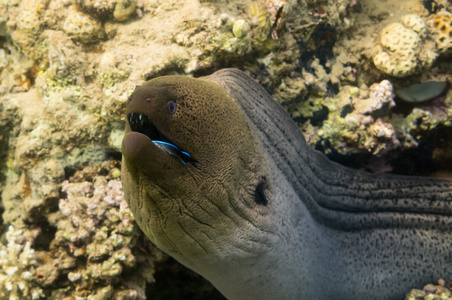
[{"xmin": 121, "ymin": 75, "xmax": 276, "ymax": 270}]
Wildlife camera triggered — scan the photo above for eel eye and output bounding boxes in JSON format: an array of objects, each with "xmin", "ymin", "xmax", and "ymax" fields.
[{"xmin": 167, "ymin": 100, "xmax": 177, "ymax": 115}]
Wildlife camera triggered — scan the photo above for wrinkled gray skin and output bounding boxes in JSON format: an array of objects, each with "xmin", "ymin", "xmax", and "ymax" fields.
[{"xmin": 122, "ymin": 69, "xmax": 452, "ymax": 300}]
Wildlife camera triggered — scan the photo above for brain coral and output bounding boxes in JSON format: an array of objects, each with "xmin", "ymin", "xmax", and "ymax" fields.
[
  {"xmin": 372, "ymin": 15, "xmax": 438, "ymax": 77},
  {"xmin": 401, "ymin": 14, "xmax": 427, "ymax": 38},
  {"xmin": 427, "ymin": 10, "xmax": 452, "ymax": 55}
]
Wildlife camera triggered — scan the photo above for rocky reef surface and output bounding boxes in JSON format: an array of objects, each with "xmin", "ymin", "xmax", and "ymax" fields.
[{"xmin": 0, "ymin": 0, "xmax": 451, "ymax": 299}]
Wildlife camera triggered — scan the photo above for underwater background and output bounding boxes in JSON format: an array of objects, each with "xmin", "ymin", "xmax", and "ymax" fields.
[{"xmin": 0, "ymin": 0, "xmax": 451, "ymax": 299}]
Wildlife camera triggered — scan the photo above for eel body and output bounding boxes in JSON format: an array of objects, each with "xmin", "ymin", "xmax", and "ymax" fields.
[{"xmin": 121, "ymin": 68, "xmax": 452, "ymax": 300}]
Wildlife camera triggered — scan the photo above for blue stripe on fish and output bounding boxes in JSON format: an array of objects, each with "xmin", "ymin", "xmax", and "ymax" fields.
[{"xmin": 151, "ymin": 140, "xmax": 191, "ymax": 164}]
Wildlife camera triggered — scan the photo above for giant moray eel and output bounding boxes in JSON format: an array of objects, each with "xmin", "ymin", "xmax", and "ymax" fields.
[{"xmin": 121, "ymin": 68, "xmax": 452, "ymax": 300}]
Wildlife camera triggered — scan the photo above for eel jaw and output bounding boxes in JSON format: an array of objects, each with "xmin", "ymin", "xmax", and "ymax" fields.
[
  {"xmin": 128, "ymin": 112, "xmax": 168, "ymax": 142},
  {"xmin": 127, "ymin": 112, "xmax": 197, "ymax": 165}
]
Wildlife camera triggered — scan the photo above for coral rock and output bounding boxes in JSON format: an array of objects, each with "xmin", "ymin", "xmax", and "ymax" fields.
[
  {"xmin": 113, "ymin": 0, "xmax": 137, "ymax": 22},
  {"xmin": 63, "ymin": 9, "xmax": 104, "ymax": 43},
  {"xmin": 11, "ymin": 0, "xmax": 48, "ymax": 51},
  {"xmin": 17, "ymin": 9, "xmax": 43, "ymax": 35}
]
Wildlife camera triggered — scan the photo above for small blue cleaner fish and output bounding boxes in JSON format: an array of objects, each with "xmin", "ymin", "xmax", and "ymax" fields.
[{"xmin": 151, "ymin": 140, "xmax": 196, "ymax": 165}]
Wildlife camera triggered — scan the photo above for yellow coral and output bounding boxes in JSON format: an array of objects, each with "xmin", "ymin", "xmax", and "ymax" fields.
[
  {"xmin": 427, "ymin": 10, "xmax": 452, "ymax": 54},
  {"xmin": 248, "ymin": 2, "xmax": 274, "ymax": 53},
  {"xmin": 373, "ymin": 23, "xmax": 419, "ymax": 77},
  {"xmin": 401, "ymin": 14, "xmax": 427, "ymax": 38},
  {"xmin": 113, "ymin": 0, "xmax": 136, "ymax": 22},
  {"xmin": 249, "ymin": 2, "xmax": 269, "ymax": 28}
]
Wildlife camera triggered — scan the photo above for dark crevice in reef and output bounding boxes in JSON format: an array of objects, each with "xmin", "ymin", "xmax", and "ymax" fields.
[
  {"xmin": 0, "ymin": 102, "xmax": 17, "ymax": 230},
  {"xmin": 391, "ymin": 126, "xmax": 452, "ymax": 177},
  {"xmin": 315, "ymin": 125, "xmax": 452, "ymax": 177},
  {"xmin": 292, "ymin": 105, "xmax": 330, "ymax": 128},
  {"xmin": 64, "ymin": 166, "xmax": 77, "ymax": 180},
  {"xmin": 33, "ymin": 221, "xmax": 57, "ymax": 252},
  {"xmin": 105, "ymin": 148, "xmax": 123, "ymax": 161},
  {"xmin": 24, "ymin": 197, "xmax": 59, "ymax": 251},
  {"xmin": 315, "ymin": 138, "xmax": 364, "ymax": 170},
  {"xmin": 298, "ymin": 23, "xmax": 337, "ymax": 73},
  {"xmin": 0, "ymin": 205, "xmax": 3, "ymax": 229},
  {"xmin": 147, "ymin": 256, "xmax": 226, "ymax": 300}
]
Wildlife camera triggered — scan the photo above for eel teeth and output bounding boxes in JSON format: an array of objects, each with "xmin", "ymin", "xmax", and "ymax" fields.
[{"xmin": 128, "ymin": 112, "xmax": 161, "ymax": 141}]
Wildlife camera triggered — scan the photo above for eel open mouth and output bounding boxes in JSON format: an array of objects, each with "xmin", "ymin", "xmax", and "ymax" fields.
[
  {"xmin": 127, "ymin": 112, "xmax": 197, "ymax": 165},
  {"xmin": 128, "ymin": 112, "xmax": 170, "ymax": 143}
]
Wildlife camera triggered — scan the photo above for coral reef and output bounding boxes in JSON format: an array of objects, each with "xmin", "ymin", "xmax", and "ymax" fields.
[
  {"xmin": 63, "ymin": 8, "xmax": 105, "ymax": 43},
  {"xmin": 372, "ymin": 14, "xmax": 438, "ymax": 77},
  {"xmin": 0, "ymin": 226, "xmax": 44, "ymax": 300},
  {"xmin": 222, "ymin": 19, "xmax": 251, "ymax": 55},
  {"xmin": 427, "ymin": 10, "xmax": 452, "ymax": 55},
  {"xmin": 248, "ymin": 2, "xmax": 274, "ymax": 54},
  {"xmin": 40, "ymin": 164, "xmax": 156, "ymax": 299},
  {"xmin": 9, "ymin": 0, "xmax": 49, "ymax": 56},
  {"xmin": 1, "ymin": 162, "xmax": 160, "ymax": 299},
  {"xmin": 291, "ymin": 79, "xmax": 400, "ymax": 156},
  {"xmin": 405, "ymin": 279, "xmax": 452, "ymax": 300}
]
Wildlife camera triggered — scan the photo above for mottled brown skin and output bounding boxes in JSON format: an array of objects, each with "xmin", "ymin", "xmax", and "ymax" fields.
[{"xmin": 122, "ymin": 69, "xmax": 452, "ymax": 300}]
